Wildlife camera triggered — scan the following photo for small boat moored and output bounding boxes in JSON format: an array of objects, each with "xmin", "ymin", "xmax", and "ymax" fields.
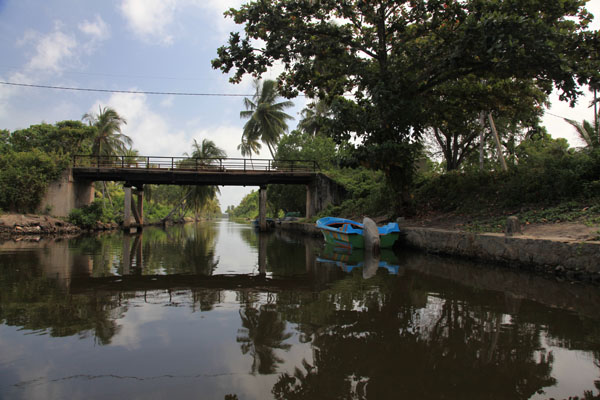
[{"xmin": 316, "ymin": 217, "xmax": 400, "ymax": 250}]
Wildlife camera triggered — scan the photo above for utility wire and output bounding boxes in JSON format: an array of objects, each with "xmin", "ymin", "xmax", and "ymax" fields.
[
  {"xmin": 545, "ymin": 111, "xmax": 572, "ymax": 120},
  {"xmin": 0, "ymin": 81, "xmax": 254, "ymax": 97}
]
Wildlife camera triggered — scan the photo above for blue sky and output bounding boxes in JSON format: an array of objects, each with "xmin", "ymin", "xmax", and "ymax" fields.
[{"xmin": 0, "ymin": 0, "xmax": 598, "ymax": 209}]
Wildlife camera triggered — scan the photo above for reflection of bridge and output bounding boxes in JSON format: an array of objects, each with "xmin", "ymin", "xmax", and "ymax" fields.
[{"xmin": 41, "ymin": 155, "xmax": 345, "ymax": 230}]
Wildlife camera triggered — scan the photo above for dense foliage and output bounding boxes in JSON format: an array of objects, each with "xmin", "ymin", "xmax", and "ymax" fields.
[
  {"xmin": 415, "ymin": 136, "xmax": 600, "ymax": 212},
  {"xmin": 0, "ymin": 149, "xmax": 68, "ymax": 212}
]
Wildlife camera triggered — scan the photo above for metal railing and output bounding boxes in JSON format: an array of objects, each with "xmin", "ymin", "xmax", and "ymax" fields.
[{"xmin": 73, "ymin": 155, "xmax": 320, "ymax": 173}]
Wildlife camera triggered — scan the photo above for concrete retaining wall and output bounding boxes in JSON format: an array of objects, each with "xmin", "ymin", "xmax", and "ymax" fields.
[
  {"xmin": 277, "ymin": 222, "xmax": 600, "ymax": 274},
  {"xmin": 401, "ymin": 227, "xmax": 600, "ymax": 272}
]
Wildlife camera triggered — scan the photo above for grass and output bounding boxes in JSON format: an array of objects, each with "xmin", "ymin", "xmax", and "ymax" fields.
[{"xmin": 462, "ymin": 200, "xmax": 600, "ymax": 233}]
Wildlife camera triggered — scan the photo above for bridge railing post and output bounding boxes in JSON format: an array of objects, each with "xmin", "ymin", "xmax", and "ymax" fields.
[{"xmin": 171, "ymin": 157, "xmax": 174, "ymax": 170}]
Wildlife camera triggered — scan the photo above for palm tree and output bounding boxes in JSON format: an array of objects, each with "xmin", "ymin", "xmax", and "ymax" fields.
[
  {"xmin": 184, "ymin": 139, "xmax": 227, "ymax": 220},
  {"xmin": 564, "ymin": 118, "xmax": 600, "ymax": 150},
  {"xmin": 82, "ymin": 106, "xmax": 131, "ymax": 157},
  {"xmin": 236, "ymin": 305, "xmax": 292, "ymax": 375},
  {"xmin": 240, "ymin": 79, "xmax": 294, "ymax": 158},
  {"xmin": 298, "ymin": 99, "xmax": 332, "ymax": 136},
  {"xmin": 237, "ymin": 135, "xmax": 261, "ymax": 167}
]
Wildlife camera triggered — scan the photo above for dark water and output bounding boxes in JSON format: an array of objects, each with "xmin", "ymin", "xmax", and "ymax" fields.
[{"xmin": 1, "ymin": 220, "xmax": 599, "ymax": 400}]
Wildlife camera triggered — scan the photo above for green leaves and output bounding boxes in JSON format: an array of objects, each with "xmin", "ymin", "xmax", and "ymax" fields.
[{"xmin": 0, "ymin": 150, "xmax": 68, "ymax": 213}]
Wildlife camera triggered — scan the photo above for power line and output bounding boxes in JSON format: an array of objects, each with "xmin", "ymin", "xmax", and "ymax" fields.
[
  {"xmin": 545, "ymin": 111, "xmax": 571, "ymax": 120},
  {"xmin": 0, "ymin": 81, "xmax": 254, "ymax": 97}
]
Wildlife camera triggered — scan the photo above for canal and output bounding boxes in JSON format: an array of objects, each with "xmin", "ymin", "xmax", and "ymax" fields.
[{"xmin": 0, "ymin": 219, "xmax": 599, "ymax": 399}]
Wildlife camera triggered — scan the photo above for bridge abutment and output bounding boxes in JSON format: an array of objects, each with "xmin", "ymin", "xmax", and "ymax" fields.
[{"xmin": 38, "ymin": 168, "xmax": 94, "ymax": 217}]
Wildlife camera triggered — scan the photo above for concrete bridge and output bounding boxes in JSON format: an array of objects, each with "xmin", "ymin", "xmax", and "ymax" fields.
[{"xmin": 40, "ymin": 155, "xmax": 345, "ymax": 230}]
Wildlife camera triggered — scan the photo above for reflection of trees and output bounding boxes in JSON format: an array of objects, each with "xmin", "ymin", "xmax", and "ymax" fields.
[
  {"xmin": 272, "ymin": 272, "xmax": 558, "ymax": 399},
  {"xmin": 0, "ymin": 258, "xmax": 123, "ymax": 345},
  {"xmin": 237, "ymin": 304, "xmax": 292, "ymax": 375},
  {"xmin": 124, "ymin": 223, "xmax": 220, "ymax": 276}
]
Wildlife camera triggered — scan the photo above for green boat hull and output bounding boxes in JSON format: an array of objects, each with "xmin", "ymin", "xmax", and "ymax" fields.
[{"xmin": 320, "ymin": 230, "xmax": 399, "ymax": 250}]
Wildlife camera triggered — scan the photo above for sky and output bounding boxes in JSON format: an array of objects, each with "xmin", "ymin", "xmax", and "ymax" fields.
[{"xmin": 0, "ymin": 0, "xmax": 599, "ymax": 210}]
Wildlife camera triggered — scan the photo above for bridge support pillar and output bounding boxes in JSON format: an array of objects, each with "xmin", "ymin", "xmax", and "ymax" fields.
[
  {"xmin": 124, "ymin": 184, "xmax": 144, "ymax": 231},
  {"xmin": 259, "ymin": 185, "xmax": 267, "ymax": 231},
  {"xmin": 123, "ymin": 185, "xmax": 132, "ymax": 229},
  {"xmin": 305, "ymin": 184, "xmax": 312, "ymax": 219}
]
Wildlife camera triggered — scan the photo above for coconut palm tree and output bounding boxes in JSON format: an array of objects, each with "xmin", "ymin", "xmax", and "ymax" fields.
[
  {"xmin": 240, "ymin": 79, "xmax": 294, "ymax": 158},
  {"xmin": 564, "ymin": 118, "xmax": 599, "ymax": 150},
  {"xmin": 298, "ymin": 99, "xmax": 332, "ymax": 136},
  {"xmin": 237, "ymin": 135, "xmax": 262, "ymax": 168},
  {"xmin": 82, "ymin": 106, "xmax": 131, "ymax": 157},
  {"xmin": 184, "ymin": 139, "xmax": 227, "ymax": 220}
]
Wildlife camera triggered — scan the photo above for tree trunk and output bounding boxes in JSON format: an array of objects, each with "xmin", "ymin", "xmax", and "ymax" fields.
[
  {"xmin": 487, "ymin": 113, "xmax": 508, "ymax": 171},
  {"xmin": 162, "ymin": 191, "xmax": 192, "ymax": 223}
]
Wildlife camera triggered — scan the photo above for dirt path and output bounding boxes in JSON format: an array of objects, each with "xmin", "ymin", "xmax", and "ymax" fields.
[{"xmin": 400, "ymin": 214, "xmax": 599, "ymax": 242}]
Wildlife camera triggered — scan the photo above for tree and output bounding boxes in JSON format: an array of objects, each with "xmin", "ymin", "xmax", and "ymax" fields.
[
  {"xmin": 213, "ymin": 0, "xmax": 600, "ymax": 206},
  {"xmin": 6, "ymin": 121, "xmax": 94, "ymax": 155},
  {"xmin": 237, "ymin": 134, "xmax": 262, "ymax": 167},
  {"xmin": 82, "ymin": 106, "xmax": 131, "ymax": 157},
  {"xmin": 564, "ymin": 118, "xmax": 600, "ymax": 150},
  {"xmin": 183, "ymin": 139, "xmax": 227, "ymax": 219},
  {"xmin": 240, "ymin": 79, "xmax": 294, "ymax": 159},
  {"xmin": 298, "ymin": 100, "xmax": 333, "ymax": 136},
  {"xmin": 426, "ymin": 76, "xmax": 548, "ymax": 170},
  {"xmin": 268, "ymin": 129, "xmax": 340, "ymax": 214}
]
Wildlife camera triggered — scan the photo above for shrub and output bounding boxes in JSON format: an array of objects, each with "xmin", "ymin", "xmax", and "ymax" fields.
[{"xmin": 68, "ymin": 200, "xmax": 108, "ymax": 228}]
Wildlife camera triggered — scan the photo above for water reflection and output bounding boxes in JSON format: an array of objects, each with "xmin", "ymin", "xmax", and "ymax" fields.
[{"xmin": 1, "ymin": 221, "xmax": 600, "ymax": 399}]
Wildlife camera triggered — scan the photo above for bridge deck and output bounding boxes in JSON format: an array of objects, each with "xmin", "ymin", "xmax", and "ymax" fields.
[{"xmin": 72, "ymin": 155, "xmax": 319, "ymax": 186}]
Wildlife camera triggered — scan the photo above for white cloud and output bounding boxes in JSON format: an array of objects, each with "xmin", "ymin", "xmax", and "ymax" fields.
[
  {"xmin": 78, "ymin": 15, "xmax": 110, "ymax": 41},
  {"xmin": 160, "ymin": 95, "xmax": 175, "ymax": 108},
  {"xmin": 190, "ymin": 124, "xmax": 244, "ymax": 159},
  {"xmin": 119, "ymin": 0, "xmax": 177, "ymax": 45},
  {"xmin": 25, "ymin": 22, "xmax": 77, "ymax": 73},
  {"xmin": 88, "ymin": 92, "xmax": 192, "ymax": 156}
]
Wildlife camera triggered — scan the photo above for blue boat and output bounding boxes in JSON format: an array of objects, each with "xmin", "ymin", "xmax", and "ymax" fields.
[{"xmin": 316, "ymin": 217, "xmax": 400, "ymax": 250}]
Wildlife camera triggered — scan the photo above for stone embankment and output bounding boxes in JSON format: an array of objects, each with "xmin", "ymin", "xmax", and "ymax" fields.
[
  {"xmin": 277, "ymin": 219, "xmax": 600, "ymax": 282},
  {"xmin": 401, "ymin": 227, "xmax": 600, "ymax": 280}
]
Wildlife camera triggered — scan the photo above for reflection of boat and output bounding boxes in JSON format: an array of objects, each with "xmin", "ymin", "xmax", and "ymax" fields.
[
  {"xmin": 252, "ymin": 218, "xmax": 275, "ymax": 229},
  {"xmin": 316, "ymin": 217, "xmax": 400, "ymax": 249},
  {"xmin": 317, "ymin": 244, "xmax": 401, "ymax": 275}
]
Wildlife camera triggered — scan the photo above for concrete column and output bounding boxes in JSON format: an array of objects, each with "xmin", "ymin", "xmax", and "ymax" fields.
[
  {"xmin": 123, "ymin": 185, "xmax": 132, "ymax": 229},
  {"xmin": 305, "ymin": 184, "xmax": 312, "ymax": 219},
  {"xmin": 122, "ymin": 233, "xmax": 131, "ymax": 275},
  {"xmin": 258, "ymin": 232, "xmax": 267, "ymax": 276},
  {"xmin": 259, "ymin": 185, "xmax": 267, "ymax": 231},
  {"xmin": 132, "ymin": 233, "xmax": 143, "ymax": 271},
  {"xmin": 137, "ymin": 187, "xmax": 144, "ymax": 226}
]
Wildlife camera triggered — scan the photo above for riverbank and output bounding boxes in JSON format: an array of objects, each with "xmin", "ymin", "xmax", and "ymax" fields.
[
  {"xmin": 278, "ymin": 218, "xmax": 600, "ymax": 282},
  {"xmin": 0, "ymin": 213, "xmax": 82, "ymax": 238}
]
